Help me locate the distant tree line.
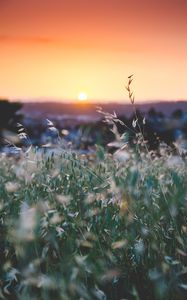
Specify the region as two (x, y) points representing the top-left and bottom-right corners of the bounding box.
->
(0, 99), (22, 143)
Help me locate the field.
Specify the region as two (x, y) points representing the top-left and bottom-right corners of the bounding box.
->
(1, 122), (187, 300)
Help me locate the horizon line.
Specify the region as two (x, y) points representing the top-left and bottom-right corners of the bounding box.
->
(1, 97), (187, 104)
(7, 99), (187, 105)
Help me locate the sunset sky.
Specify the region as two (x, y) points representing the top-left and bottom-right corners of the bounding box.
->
(0, 0), (187, 102)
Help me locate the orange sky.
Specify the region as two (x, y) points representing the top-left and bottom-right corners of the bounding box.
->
(0, 0), (187, 102)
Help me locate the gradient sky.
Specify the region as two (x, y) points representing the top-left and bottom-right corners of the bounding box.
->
(0, 0), (187, 102)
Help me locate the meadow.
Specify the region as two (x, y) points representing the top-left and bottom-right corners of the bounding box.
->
(1, 80), (187, 300)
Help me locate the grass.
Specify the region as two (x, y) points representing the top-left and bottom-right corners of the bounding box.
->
(0, 141), (187, 300)
(0, 78), (187, 300)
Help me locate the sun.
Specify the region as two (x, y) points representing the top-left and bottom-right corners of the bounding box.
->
(78, 92), (88, 102)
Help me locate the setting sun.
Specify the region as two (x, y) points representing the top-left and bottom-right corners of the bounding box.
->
(78, 92), (88, 102)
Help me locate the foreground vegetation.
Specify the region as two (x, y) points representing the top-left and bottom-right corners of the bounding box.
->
(0, 136), (187, 300)
(1, 78), (187, 300)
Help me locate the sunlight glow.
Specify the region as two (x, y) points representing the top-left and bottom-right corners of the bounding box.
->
(78, 92), (88, 101)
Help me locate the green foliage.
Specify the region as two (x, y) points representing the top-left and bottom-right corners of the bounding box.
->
(0, 143), (187, 300)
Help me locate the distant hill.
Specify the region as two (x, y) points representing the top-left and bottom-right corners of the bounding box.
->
(21, 101), (187, 119)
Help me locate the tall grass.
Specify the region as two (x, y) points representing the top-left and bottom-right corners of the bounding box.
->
(0, 78), (187, 300)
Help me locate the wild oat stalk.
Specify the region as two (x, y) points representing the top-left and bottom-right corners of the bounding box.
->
(126, 74), (135, 105)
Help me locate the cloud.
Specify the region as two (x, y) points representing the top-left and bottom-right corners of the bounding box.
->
(0, 35), (53, 44)
(0, 34), (144, 56)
